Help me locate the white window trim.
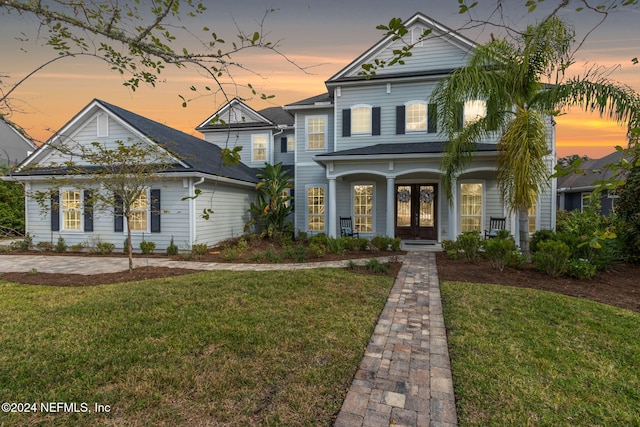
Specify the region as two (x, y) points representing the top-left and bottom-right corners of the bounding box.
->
(351, 104), (372, 136)
(458, 181), (486, 233)
(305, 115), (328, 151)
(125, 188), (151, 234)
(580, 192), (591, 211)
(251, 133), (268, 163)
(60, 188), (84, 232)
(404, 100), (428, 133)
(306, 184), (327, 233)
(352, 182), (375, 235)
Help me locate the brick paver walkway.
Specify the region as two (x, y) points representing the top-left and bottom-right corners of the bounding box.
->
(0, 250), (456, 426)
(334, 252), (457, 427)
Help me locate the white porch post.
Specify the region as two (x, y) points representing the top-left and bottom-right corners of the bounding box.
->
(448, 177), (458, 240)
(328, 178), (337, 238)
(386, 177), (395, 237)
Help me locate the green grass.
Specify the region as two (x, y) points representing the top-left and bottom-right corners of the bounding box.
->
(0, 269), (394, 426)
(441, 281), (640, 426)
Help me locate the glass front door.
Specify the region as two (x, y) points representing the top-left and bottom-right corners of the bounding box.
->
(395, 184), (437, 240)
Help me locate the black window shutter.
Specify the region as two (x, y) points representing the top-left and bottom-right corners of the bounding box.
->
(342, 109), (351, 137)
(372, 107), (381, 136)
(150, 189), (161, 233)
(84, 190), (94, 232)
(280, 137), (287, 153)
(290, 188), (294, 212)
(396, 105), (405, 135)
(114, 194), (123, 232)
(428, 103), (438, 133)
(51, 193), (60, 231)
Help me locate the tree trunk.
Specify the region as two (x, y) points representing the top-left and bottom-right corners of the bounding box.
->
(126, 213), (133, 273)
(518, 205), (531, 260)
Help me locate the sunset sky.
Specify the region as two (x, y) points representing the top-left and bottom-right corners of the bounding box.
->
(1, 0), (638, 159)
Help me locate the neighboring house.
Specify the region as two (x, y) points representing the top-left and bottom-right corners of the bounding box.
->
(12, 99), (259, 251)
(557, 151), (628, 216)
(277, 12), (554, 241)
(0, 117), (37, 168)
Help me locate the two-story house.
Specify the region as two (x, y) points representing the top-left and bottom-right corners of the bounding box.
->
(13, 12), (556, 250)
(284, 12), (554, 242)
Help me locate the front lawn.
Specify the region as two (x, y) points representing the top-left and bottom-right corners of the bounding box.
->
(442, 281), (640, 426)
(0, 269), (394, 426)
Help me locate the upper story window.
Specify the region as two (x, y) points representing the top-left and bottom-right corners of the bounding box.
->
(464, 100), (487, 126)
(252, 134), (267, 162)
(306, 116), (326, 150)
(406, 102), (427, 132)
(62, 190), (82, 230)
(351, 105), (372, 135)
(397, 102), (437, 134)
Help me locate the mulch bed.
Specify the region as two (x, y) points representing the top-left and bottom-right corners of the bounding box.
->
(435, 252), (640, 313)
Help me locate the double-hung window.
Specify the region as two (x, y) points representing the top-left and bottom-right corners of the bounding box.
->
(307, 186), (325, 231)
(351, 105), (372, 135)
(252, 134), (267, 162)
(306, 116), (326, 150)
(61, 190), (82, 231)
(129, 191), (148, 232)
(353, 184), (374, 233)
(460, 183), (483, 232)
(405, 102), (427, 132)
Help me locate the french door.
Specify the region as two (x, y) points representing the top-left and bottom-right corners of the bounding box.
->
(395, 184), (437, 240)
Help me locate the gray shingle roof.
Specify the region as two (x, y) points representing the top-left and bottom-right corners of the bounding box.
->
(557, 151), (628, 191)
(96, 100), (260, 183)
(15, 99), (260, 184)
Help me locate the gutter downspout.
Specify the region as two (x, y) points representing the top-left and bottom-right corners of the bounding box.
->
(189, 177), (205, 247)
(272, 127), (284, 165)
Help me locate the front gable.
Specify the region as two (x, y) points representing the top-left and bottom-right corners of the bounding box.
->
(328, 13), (476, 82)
(21, 100), (183, 171)
(196, 98), (276, 131)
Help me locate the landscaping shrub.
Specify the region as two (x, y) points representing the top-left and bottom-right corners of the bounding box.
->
(54, 236), (67, 253)
(70, 243), (86, 252)
(365, 258), (391, 273)
(140, 241), (156, 254)
(371, 236), (402, 251)
(166, 236), (179, 255)
(306, 243), (326, 258)
(308, 233), (330, 247)
(19, 233), (33, 251)
(327, 237), (344, 254)
(483, 232), (517, 272)
(530, 229), (556, 253)
(96, 242), (115, 255)
(456, 231), (483, 263)
(293, 244), (306, 262)
(123, 237), (129, 253)
(566, 258), (597, 279)
(192, 243), (208, 256)
(441, 239), (457, 252)
(36, 241), (53, 251)
(532, 240), (571, 277)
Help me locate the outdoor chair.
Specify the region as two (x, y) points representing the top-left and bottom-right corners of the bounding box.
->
(484, 217), (506, 239)
(340, 217), (359, 238)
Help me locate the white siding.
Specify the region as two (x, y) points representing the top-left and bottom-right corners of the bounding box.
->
(194, 180), (257, 246)
(25, 179), (190, 251)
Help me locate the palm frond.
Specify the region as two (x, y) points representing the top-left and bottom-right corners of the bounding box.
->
(497, 108), (550, 212)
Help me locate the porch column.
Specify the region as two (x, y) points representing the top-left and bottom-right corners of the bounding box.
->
(448, 177), (458, 240)
(386, 177), (395, 237)
(328, 178), (337, 238)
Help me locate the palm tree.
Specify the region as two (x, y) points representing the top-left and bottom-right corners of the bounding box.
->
(431, 16), (639, 257)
